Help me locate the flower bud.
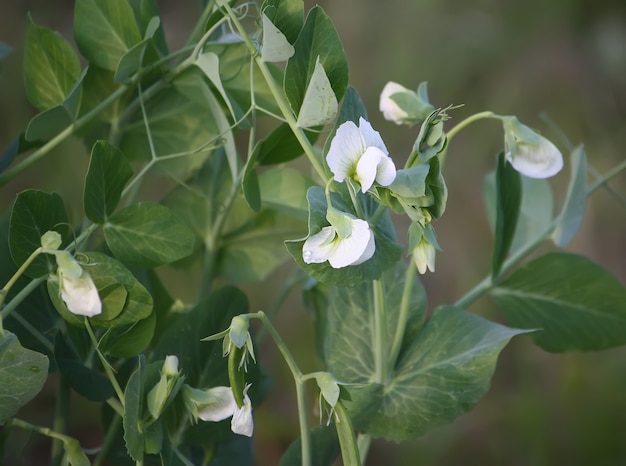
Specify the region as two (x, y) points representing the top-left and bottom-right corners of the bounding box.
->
(379, 81), (435, 125)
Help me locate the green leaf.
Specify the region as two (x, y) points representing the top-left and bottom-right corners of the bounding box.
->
(492, 252), (626, 352)
(84, 140), (133, 223)
(78, 66), (122, 122)
(23, 15), (81, 111)
(0, 331), (49, 424)
(128, 0), (168, 56)
(326, 298), (525, 441)
(152, 286), (249, 388)
(284, 6), (348, 116)
(484, 172), (553, 254)
(491, 152), (522, 278)
(242, 162), (261, 213)
(123, 356), (145, 461)
(195, 52), (237, 119)
(261, 13), (295, 62)
(54, 334), (115, 402)
(296, 57), (338, 128)
(552, 145), (587, 247)
(74, 0), (142, 71)
(256, 123), (318, 166)
(48, 252), (153, 328)
(286, 186), (402, 287)
(259, 167), (315, 221)
(8, 190), (69, 278)
(101, 313), (156, 358)
(262, 0), (304, 44)
(114, 17), (160, 82)
(104, 203), (195, 267)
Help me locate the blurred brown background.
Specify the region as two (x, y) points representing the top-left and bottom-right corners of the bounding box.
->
(1, 1), (625, 465)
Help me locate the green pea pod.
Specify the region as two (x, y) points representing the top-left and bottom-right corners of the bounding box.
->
(228, 345), (246, 408)
(334, 400), (360, 466)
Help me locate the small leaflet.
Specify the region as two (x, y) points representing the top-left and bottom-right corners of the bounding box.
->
(296, 57), (338, 128)
(261, 13), (295, 63)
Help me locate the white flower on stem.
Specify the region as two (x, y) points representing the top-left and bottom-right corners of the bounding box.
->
(502, 116), (563, 178)
(326, 117), (396, 192)
(55, 251), (101, 317)
(185, 384), (254, 437)
(412, 238), (436, 274)
(379, 81), (435, 125)
(302, 207), (375, 268)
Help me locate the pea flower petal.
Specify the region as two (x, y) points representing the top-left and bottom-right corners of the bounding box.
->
(231, 393), (254, 437)
(326, 117), (396, 192)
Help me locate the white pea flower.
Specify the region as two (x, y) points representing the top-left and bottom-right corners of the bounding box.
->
(326, 117), (396, 192)
(185, 385), (254, 437)
(502, 116), (563, 178)
(55, 251), (101, 317)
(302, 207), (375, 268)
(412, 237), (436, 274)
(379, 81), (434, 125)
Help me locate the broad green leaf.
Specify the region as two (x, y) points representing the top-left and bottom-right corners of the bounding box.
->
(242, 162), (261, 212)
(48, 251), (153, 328)
(128, 0), (169, 56)
(484, 172), (553, 254)
(492, 252), (626, 352)
(78, 66), (122, 122)
(101, 312), (156, 358)
(259, 167), (315, 221)
(84, 140), (133, 223)
(261, 13), (295, 62)
(104, 203), (195, 267)
(53, 334), (115, 402)
(284, 6), (348, 115)
(8, 190), (69, 278)
(114, 17), (160, 82)
(286, 186), (402, 287)
(256, 123), (319, 166)
(262, 0), (304, 44)
(326, 299), (526, 441)
(23, 16), (81, 111)
(123, 356), (145, 461)
(491, 152), (522, 278)
(553, 145), (587, 247)
(296, 57), (338, 128)
(152, 286), (249, 388)
(119, 69), (222, 180)
(0, 331), (49, 424)
(74, 0), (142, 71)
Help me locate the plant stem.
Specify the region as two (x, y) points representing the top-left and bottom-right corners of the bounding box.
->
(0, 247), (43, 314)
(93, 413), (122, 466)
(372, 279), (387, 384)
(51, 376), (71, 466)
(445, 111), (498, 142)
(250, 311), (312, 466)
(388, 260), (417, 369)
(219, 1), (328, 183)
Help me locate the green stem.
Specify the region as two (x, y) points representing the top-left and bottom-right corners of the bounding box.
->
(219, 1), (328, 183)
(93, 413), (122, 466)
(0, 85), (130, 187)
(84, 318), (126, 407)
(388, 260), (417, 369)
(445, 111), (498, 142)
(0, 247), (43, 314)
(372, 279), (387, 384)
(6, 312), (54, 352)
(0, 277), (45, 321)
(250, 311), (311, 466)
(51, 377), (71, 466)
(6, 417), (77, 444)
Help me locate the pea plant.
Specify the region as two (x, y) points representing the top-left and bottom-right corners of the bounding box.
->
(0, 0), (625, 465)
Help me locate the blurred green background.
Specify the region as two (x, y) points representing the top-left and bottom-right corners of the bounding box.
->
(1, 1), (625, 465)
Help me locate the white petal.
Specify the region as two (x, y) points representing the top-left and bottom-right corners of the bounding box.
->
(302, 226), (337, 264)
(61, 272), (102, 317)
(356, 147), (385, 192)
(379, 82), (410, 124)
(327, 219), (373, 268)
(357, 118), (388, 155)
(506, 137), (563, 179)
(198, 387), (237, 422)
(375, 154), (396, 186)
(231, 396), (254, 437)
(326, 121), (366, 182)
(349, 227), (375, 265)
